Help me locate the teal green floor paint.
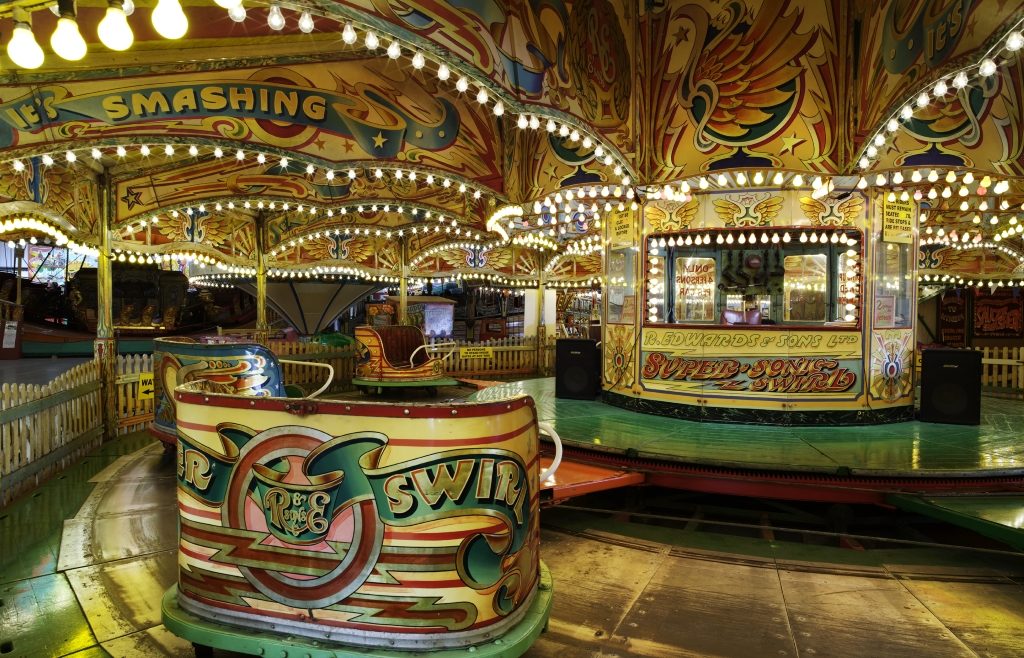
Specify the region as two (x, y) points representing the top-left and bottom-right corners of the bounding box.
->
(472, 378), (1024, 476)
(889, 495), (1024, 551)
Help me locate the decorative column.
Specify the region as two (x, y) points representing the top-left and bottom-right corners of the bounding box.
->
(398, 238), (409, 324)
(535, 253), (547, 374)
(254, 215), (269, 345)
(95, 174), (118, 440)
(13, 245), (23, 320)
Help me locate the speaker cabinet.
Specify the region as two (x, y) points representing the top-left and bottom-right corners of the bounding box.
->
(919, 349), (982, 425)
(555, 339), (600, 400)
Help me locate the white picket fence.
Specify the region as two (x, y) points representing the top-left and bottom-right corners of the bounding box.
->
(427, 336), (556, 377)
(1, 334), (558, 504)
(0, 361), (102, 505)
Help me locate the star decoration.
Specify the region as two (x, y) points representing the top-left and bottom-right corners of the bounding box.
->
(342, 140), (355, 153)
(673, 25), (691, 42)
(313, 138), (326, 151)
(780, 134), (804, 155)
(120, 187), (143, 210)
(372, 132), (387, 149)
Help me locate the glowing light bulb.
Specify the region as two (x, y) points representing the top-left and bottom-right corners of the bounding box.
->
(214, 0), (241, 8)
(456, 76), (469, 93)
(437, 63), (450, 81)
(341, 23), (356, 44)
(952, 71), (969, 89)
(51, 10), (87, 61)
(7, 21), (44, 69)
(228, 4), (246, 22)
(412, 51), (425, 69)
(979, 58), (997, 77)
(152, 0), (188, 39)
(387, 41), (401, 59)
(298, 11), (314, 34)
(364, 31), (379, 49)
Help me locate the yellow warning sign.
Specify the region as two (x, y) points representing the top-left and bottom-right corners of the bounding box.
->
(138, 372), (154, 400)
(459, 347), (494, 359)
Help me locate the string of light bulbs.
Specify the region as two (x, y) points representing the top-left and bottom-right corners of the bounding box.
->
(856, 21), (1024, 171)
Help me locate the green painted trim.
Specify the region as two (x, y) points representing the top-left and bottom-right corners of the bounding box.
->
(352, 377), (462, 388)
(887, 494), (1024, 551)
(0, 425), (103, 498)
(602, 389), (916, 426)
(162, 561), (553, 657)
(0, 380), (100, 424)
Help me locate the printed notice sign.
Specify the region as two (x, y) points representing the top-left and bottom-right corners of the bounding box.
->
(2, 321), (17, 349)
(882, 198), (914, 244)
(459, 347), (494, 359)
(610, 212), (632, 245)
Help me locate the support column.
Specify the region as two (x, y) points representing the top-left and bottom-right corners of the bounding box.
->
(535, 254), (547, 374)
(254, 215), (269, 345)
(95, 174), (118, 441)
(14, 245), (24, 320)
(398, 239), (409, 324)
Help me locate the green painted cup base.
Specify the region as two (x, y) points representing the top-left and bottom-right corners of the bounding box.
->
(162, 561), (553, 657)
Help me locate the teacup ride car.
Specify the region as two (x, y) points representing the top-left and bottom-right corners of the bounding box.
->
(161, 376), (561, 658)
(352, 324), (459, 395)
(151, 336), (333, 451)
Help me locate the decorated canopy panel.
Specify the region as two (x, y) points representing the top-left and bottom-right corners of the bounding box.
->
(855, 0), (1024, 153)
(866, 54), (1024, 175)
(0, 57), (503, 188)
(271, 233), (401, 272)
(330, 0), (638, 155)
(640, 0), (846, 180)
(114, 157), (490, 230)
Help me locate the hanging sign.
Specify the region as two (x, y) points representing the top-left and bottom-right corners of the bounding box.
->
(882, 198), (914, 244)
(460, 346), (494, 359)
(973, 287), (1023, 338)
(138, 372), (155, 400)
(610, 212), (633, 245)
(938, 290), (967, 347)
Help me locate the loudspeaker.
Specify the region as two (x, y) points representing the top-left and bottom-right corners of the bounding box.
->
(919, 349), (982, 425)
(556, 339), (600, 400)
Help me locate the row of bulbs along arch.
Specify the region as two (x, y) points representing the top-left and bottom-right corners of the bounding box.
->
(7, 1), (633, 188)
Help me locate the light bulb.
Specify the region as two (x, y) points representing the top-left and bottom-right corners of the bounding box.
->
(7, 22), (44, 69)
(152, 0), (188, 39)
(214, 0), (241, 8)
(979, 58), (997, 76)
(228, 4), (246, 22)
(122, 0), (134, 15)
(387, 41), (401, 59)
(52, 16), (87, 61)
(364, 30), (379, 49)
(437, 63), (450, 80)
(298, 11), (314, 33)
(341, 23), (356, 44)
(267, 4), (285, 31)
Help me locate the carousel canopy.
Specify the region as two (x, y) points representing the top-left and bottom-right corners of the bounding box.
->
(0, 1), (1021, 289)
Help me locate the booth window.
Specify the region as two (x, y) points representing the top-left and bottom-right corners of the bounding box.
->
(873, 241), (913, 328)
(647, 228), (862, 327)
